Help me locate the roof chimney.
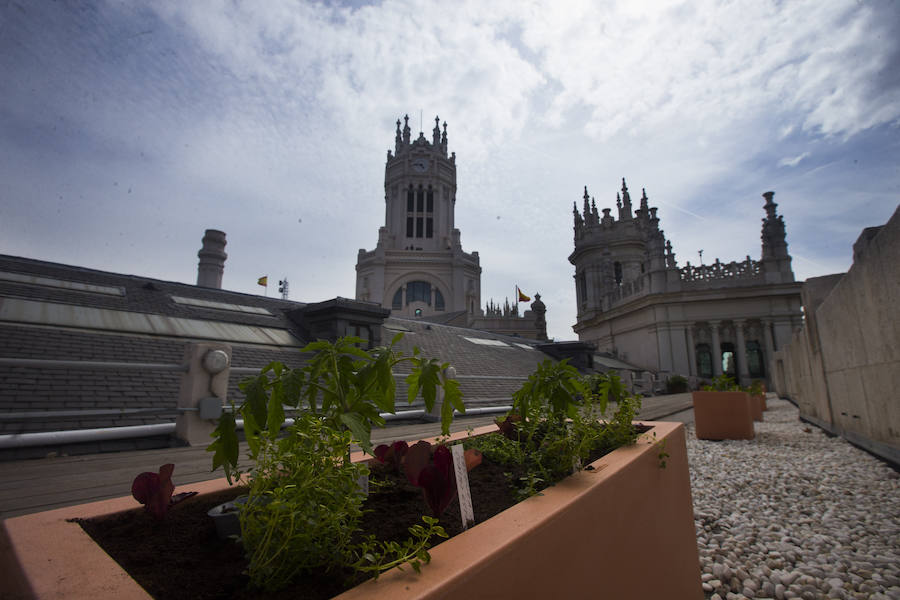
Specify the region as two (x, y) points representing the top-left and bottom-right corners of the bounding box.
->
(197, 229), (227, 288)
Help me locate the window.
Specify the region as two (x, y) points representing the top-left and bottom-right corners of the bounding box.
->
(579, 271), (587, 304)
(405, 183), (434, 239)
(346, 324), (371, 348)
(614, 261), (623, 285)
(697, 344), (713, 378)
(721, 342), (736, 377)
(406, 281), (431, 305)
(434, 288), (444, 311)
(746, 341), (765, 378)
(392, 288), (402, 310)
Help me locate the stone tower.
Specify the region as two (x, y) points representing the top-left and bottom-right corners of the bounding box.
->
(356, 115), (482, 318)
(568, 180), (802, 387)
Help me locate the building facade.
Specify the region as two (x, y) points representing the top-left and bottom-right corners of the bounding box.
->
(569, 180), (802, 387)
(356, 115), (482, 320)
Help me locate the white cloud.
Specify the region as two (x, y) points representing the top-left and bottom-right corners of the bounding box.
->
(778, 152), (810, 168)
(3, 0), (899, 342)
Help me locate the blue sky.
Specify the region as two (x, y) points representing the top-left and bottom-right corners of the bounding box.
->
(1, 0), (898, 341)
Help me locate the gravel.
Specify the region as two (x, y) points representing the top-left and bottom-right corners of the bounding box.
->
(686, 398), (900, 600)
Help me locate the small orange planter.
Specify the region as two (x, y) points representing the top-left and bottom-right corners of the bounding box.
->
(751, 395), (766, 420)
(1, 422), (702, 600)
(692, 391), (756, 440)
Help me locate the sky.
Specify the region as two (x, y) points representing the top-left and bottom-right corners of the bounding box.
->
(1, 0), (898, 341)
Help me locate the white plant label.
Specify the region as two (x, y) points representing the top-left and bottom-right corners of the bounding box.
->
(451, 444), (475, 530)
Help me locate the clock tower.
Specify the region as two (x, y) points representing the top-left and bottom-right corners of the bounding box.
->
(356, 115), (482, 319)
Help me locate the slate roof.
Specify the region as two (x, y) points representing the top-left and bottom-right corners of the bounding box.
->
(0, 255), (558, 458)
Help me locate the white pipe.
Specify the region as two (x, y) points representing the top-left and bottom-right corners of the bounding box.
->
(0, 423), (176, 449)
(0, 357), (187, 372)
(0, 407), (513, 450)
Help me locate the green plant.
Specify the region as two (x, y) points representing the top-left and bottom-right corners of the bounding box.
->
(467, 366), (643, 500)
(747, 379), (764, 397)
(665, 374), (689, 394)
(240, 414), (368, 590)
(209, 334), (464, 483)
(701, 374), (741, 392)
(656, 437), (670, 469)
(239, 413), (449, 591)
(353, 516), (448, 578)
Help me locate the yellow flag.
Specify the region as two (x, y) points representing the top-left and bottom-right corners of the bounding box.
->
(257, 276), (268, 287)
(517, 286), (531, 302)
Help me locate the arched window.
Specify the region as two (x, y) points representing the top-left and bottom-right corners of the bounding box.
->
(696, 343), (713, 378)
(391, 288), (402, 310)
(434, 288), (445, 311)
(405, 184), (434, 239)
(406, 281), (431, 305)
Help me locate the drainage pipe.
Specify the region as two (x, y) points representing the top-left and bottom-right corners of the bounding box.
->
(0, 358), (188, 372)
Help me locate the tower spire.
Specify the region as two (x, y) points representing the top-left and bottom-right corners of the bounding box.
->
(395, 119), (402, 153)
(441, 121), (448, 155)
(402, 114), (411, 144)
(583, 186), (591, 219)
(432, 115), (441, 146)
(621, 178), (633, 219)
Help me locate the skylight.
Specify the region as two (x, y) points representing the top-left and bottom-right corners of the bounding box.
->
(0, 271), (124, 296)
(463, 337), (510, 347)
(171, 296), (273, 315)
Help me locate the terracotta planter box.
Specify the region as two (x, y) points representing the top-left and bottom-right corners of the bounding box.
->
(1, 421), (702, 600)
(692, 391), (756, 440)
(752, 394), (766, 419)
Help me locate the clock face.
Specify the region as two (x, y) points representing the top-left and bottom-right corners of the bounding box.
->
(411, 158), (429, 173)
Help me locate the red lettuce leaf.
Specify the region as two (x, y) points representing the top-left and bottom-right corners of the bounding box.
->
(130, 463), (178, 520)
(418, 445), (457, 517)
(404, 440), (432, 486)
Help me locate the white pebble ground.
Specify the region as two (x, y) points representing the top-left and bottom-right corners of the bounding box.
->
(686, 398), (900, 600)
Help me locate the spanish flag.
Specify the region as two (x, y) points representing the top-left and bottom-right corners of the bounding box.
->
(257, 276), (268, 287)
(516, 286), (531, 302)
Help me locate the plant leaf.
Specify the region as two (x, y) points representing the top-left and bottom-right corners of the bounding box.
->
(339, 411), (372, 452)
(266, 379), (285, 440)
(207, 411), (239, 483)
(403, 440), (432, 486)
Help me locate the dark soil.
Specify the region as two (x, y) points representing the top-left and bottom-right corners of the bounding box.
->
(77, 457), (519, 600)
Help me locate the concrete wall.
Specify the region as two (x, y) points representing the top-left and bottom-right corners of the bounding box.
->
(778, 206), (900, 464)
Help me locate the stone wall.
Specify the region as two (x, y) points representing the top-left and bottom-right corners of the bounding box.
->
(775, 206), (900, 464)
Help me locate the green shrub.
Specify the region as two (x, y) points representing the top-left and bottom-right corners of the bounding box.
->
(701, 374), (741, 392)
(467, 364), (643, 500)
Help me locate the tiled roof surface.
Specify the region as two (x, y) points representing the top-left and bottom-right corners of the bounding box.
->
(0, 255), (305, 331)
(0, 255), (554, 448)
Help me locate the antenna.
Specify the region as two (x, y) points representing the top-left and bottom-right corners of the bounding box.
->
(419, 109), (423, 133)
(278, 278), (289, 300)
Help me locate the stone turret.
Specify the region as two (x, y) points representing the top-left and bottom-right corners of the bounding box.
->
(197, 229), (227, 289)
(760, 191), (795, 283)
